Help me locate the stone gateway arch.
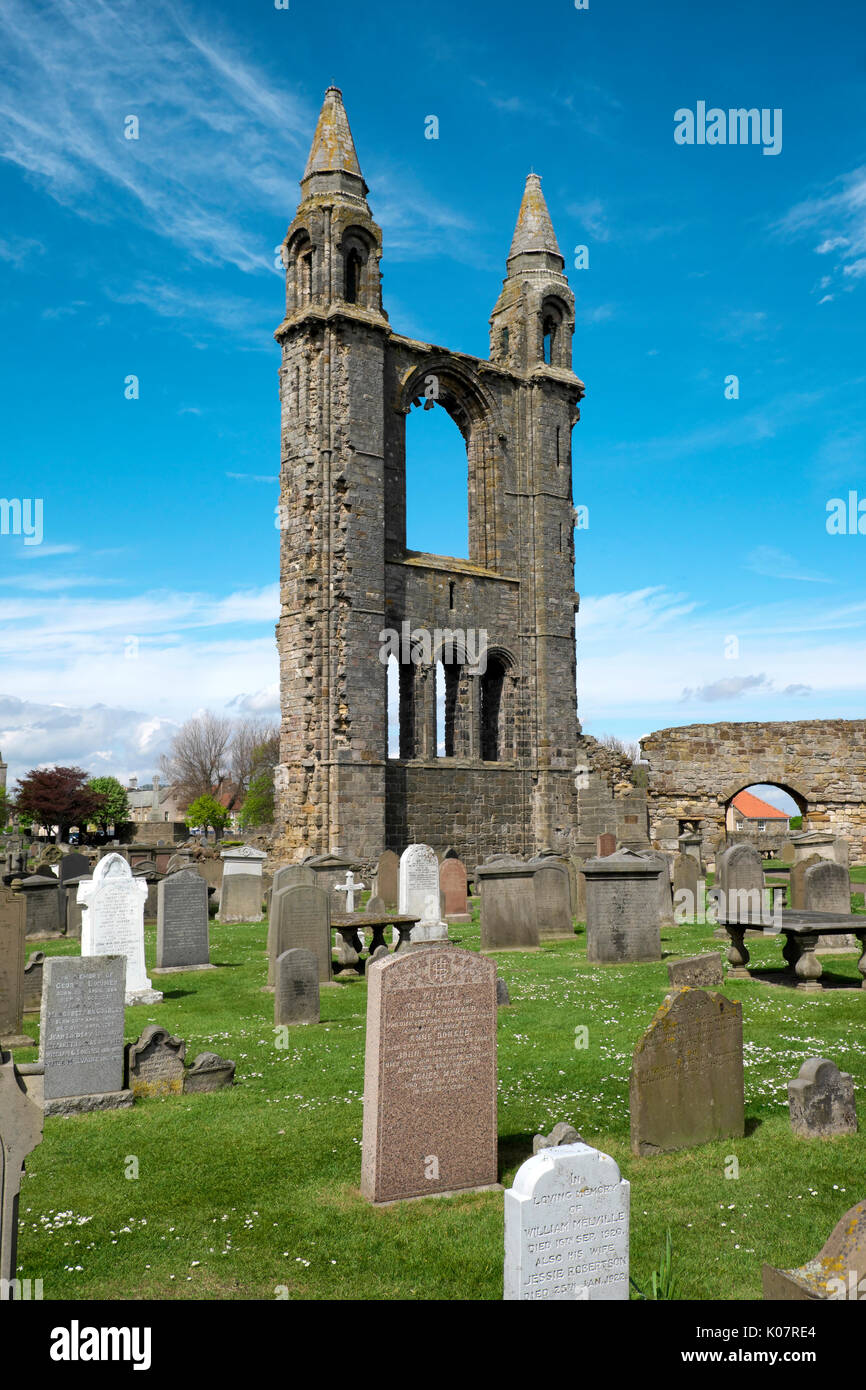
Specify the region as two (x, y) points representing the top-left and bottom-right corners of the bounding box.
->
(641, 720), (866, 859)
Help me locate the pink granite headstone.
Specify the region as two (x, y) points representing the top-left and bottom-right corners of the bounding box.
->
(440, 858), (470, 921)
(361, 947), (498, 1203)
(596, 834), (616, 858)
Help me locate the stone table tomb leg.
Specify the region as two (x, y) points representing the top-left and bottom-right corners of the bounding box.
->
(726, 926), (751, 979)
(794, 933), (823, 992)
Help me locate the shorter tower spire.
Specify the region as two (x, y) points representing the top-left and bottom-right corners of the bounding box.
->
(507, 174), (564, 271)
(489, 172), (574, 372)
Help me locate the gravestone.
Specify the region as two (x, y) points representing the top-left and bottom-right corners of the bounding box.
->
(440, 857), (470, 923)
(22, 951), (45, 1014)
(582, 851), (662, 964)
(476, 858), (538, 950)
(0, 1051), (43, 1297)
(780, 840), (798, 864)
(528, 858), (573, 941)
(804, 860), (850, 915)
(667, 953), (723, 989)
(762, 1201), (866, 1300)
(155, 869), (212, 972)
(361, 947), (498, 1203)
(58, 852), (90, 885)
(217, 845), (267, 923)
(596, 833), (616, 858)
(504, 1142), (630, 1301)
(125, 1027), (186, 1098)
(376, 850), (400, 910)
(272, 863), (317, 896)
(496, 977), (510, 1006)
(789, 854), (822, 911)
(18, 875), (62, 939)
(678, 831), (703, 868)
(398, 844), (449, 944)
(717, 843), (765, 924)
(569, 854), (586, 921)
(630, 988), (744, 1156)
(267, 884), (332, 986)
(365, 894), (387, 915)
(0, 886), (30, 1048)
(275, 948), (320, 1026)
(62, 876), (87, 939)
(788, 1058), (857, 1138)
(183, 1052), (235, 1093)
(304, 851), (357, 914)
(641, 851), (675, 927)
(672, 852), (700, 918)
(79, 852), (161, 1006)
(40, 955), (131, 1113)
(532, 1121), (583, 1153)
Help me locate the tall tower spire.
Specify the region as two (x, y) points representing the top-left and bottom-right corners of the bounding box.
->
(489, 172), (575, 372)
(301, 85), (368, 201)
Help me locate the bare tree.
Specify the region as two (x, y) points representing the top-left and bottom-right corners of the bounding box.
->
(598, 733), (641, 765)
(230, 719), (280, 796)
(160, 712), (234, 805)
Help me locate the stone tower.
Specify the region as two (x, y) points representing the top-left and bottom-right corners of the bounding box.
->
(274, 88), (584, 863)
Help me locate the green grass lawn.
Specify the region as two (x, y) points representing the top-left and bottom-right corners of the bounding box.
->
(13, 903), (866, 1301)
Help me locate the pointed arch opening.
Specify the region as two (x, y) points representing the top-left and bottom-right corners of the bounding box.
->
(405, 401), (469, 558)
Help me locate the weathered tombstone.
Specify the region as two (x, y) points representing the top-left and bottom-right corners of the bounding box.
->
(272, 863), (317, 896)
(528, 858), (573, 940)
(804, 860), (850, 915)
(789, 853), (822, 911)
(40, 955), (132, 1113)
(641, 850), (675, 926)
(532, 1121), (582, 1153)
(0, 1051), (43, 1298)
(369, 944), (389, 963)
(678, 831), (703, 868)
(0, 887), (30, 1048)
(569, 854), (586, 920)
(630, 988), (744, 1156)
(762, 1201), (866, 1300)
(376, 850), (400, 910)
(365, 893), (387, 915)
(779, 840), (798, 864)
(22, 951), (45, 1014)
(183, 1052), (235, 1093)
(596, 833), (616, 858)
(155, 869), (212, 972)
(496, 976), (510, 1006)
(79, 852), (161, 1006)
(217, 845), (267, 923)
(476, 858), (539, 950)
(17, 875), (62, 939)
(672, 852), (700, 918)
(58, 852), (90, 885)
(504, 1142), (629, 1301)
(582, 850), (662, 964)
(361, 947), (498, 1203)
(304, 851), (358, 914)
(398, 844), (449, 944)
(667, 953), (723, 989)
(62, 875), (87, 940)
(717, 843), (765, 924)
(788, 1058), (857, 1138)
(275, 948), (320, 1026)
(268, 884), (332, 987)
(125, 1027), (186, 1098)
(791, 832), (837, 866)
(131, 860), (162, 922)
(440, 857), (470, 922)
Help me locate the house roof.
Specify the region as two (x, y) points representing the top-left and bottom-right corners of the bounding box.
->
(732, 790), (790, 821)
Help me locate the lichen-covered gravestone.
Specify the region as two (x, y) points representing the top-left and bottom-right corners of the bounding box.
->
(0, 1051), (43, 1299)
(762, 1201), (866, 1299)
(155, 869), (213, 972)
(629, 987), (744, 1156)
(788, 1058), (857, 1138)
(361, 947), (497, 1203)
(504, 1142), (629, 1300)
(78, 852), (161, 1006)
(40, 955), (132, 1114)
(275, 948), (320, 1026)
(125, 1027), (186, 1098)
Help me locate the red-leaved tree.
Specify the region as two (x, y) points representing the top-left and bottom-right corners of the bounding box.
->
(15, 766), (103, 843)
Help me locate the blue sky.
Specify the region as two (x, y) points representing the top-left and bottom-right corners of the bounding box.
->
(0, 0), (864, 794)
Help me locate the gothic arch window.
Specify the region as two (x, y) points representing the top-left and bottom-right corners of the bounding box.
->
(340, 227), (374, 308)
(292, 235), (313, 308)
(345, 249), (363, 304)
(540, 298), (568, 368)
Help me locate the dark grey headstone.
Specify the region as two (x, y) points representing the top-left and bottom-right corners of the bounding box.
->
(156, 870), (210, 969)
(0, 887), (26, 1041)
(40, 955), (126, 1101)
(268, 884), (331, 986)
(275, 949), (320, 1026)
(58, 852), (90, 885)
(496, 976), (510, 1006)
(272, 864), (317, 895)
(788, 1058), (857, 1138)
(583, 850), (662, 963)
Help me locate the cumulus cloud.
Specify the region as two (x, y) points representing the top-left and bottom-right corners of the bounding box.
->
(680, 674), (771, 703)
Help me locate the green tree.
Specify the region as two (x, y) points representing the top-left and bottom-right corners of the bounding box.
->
(238, 770), (275, 829)
(186, 793), (231, 839)
(789, 815), (803, 830)
(87, 776), (129, 833)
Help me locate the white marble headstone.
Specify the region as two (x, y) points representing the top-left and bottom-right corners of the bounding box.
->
(78, 853), (162, 1006)
(504, 1142), (630, 1301)
(397, 845), (448, 943)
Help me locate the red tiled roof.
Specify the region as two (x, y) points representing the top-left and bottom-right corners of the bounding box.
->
(732, 790), (789, 821)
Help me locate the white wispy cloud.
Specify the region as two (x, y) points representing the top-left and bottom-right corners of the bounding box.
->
(746, 546), (831, 584)
(775, 166), (866, 298)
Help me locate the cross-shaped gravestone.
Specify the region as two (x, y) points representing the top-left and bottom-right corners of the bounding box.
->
(0, 1051), (43, 1296)
(334, 870), (365, 915)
